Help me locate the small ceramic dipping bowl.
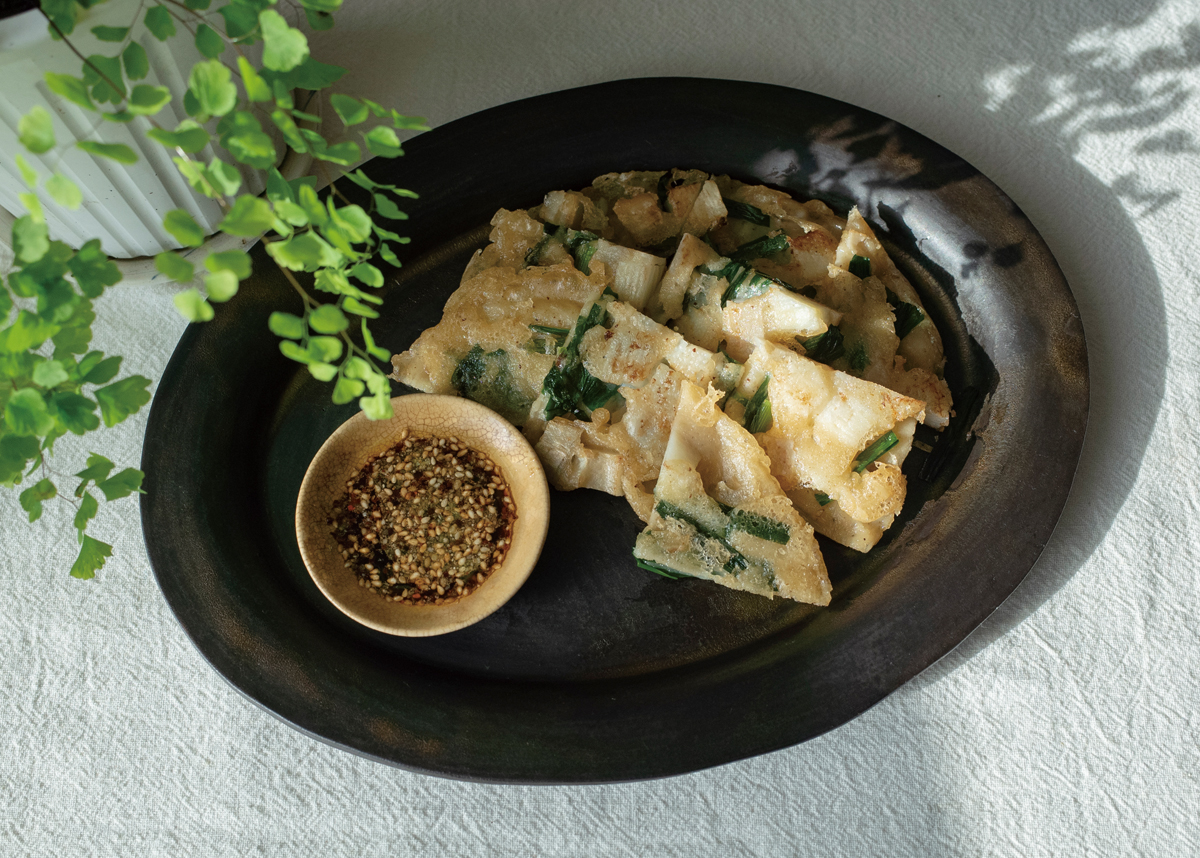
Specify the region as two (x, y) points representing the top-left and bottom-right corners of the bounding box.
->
(296, 394), (550, 636)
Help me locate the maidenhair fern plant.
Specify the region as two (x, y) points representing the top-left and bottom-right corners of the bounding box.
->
(2, 0), (422, 577)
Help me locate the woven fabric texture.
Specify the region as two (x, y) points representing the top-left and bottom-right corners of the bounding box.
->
(3, 1), (1198, 854)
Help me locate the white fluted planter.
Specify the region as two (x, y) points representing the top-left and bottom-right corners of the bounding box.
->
(0, 0), (285, 259)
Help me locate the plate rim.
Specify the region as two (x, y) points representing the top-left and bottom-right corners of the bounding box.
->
(141, 76), (1089, 783)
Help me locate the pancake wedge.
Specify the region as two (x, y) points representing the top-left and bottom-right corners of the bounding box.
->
(728, 340), (925, 551)
(634, 381), (831, 605)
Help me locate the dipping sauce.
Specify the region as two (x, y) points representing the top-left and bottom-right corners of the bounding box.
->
(330, 430), (517, 604)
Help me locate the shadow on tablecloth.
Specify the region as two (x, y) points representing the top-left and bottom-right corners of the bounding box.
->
(915, 1), (1184, 684)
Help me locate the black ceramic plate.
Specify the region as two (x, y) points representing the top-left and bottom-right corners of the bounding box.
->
(141, 78), (1087, 783)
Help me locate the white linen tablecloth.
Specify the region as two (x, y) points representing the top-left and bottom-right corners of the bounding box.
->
(3, 0), (1198, 854)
